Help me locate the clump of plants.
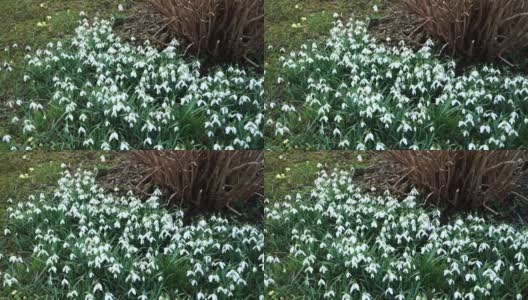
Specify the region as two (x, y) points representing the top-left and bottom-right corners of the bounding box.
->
(385, 151), (525, 213)
(1, 170), (264, 299)
(266, 169), (528, 298)
(2, 18), (264, 150)
(266, 18), (528, 150)
(398, 0), (528, 64)
(149, 0), (264, 65)
(132, 150), (263, 214)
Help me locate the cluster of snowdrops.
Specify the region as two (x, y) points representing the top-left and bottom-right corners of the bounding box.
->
(265, 169), (528, 299)
(1, 18), (263, 150)
(1, 170), (264, 299)
(266, 18), (528, 150)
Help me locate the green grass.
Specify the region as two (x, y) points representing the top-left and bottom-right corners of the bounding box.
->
(0, 151), (117, 296)
(0, 151), (117, 298)
(0, 0), (133, 150)
(1, 1), (264, 151)
(0, 0), (131, 60)
(264, 151), (372, 298)
(264, 0), (383, 147)
(264, 150), (371, 203)
(0, 151), (117, 225)
(265, 0), (357, 99)
(265, 167), (528, 298)
(1, 167), (263, 299)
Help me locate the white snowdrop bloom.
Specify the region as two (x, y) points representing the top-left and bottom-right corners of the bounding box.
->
(266, 168), (528, 298)
(109, 132), (119, 142)
(93, 282), (103, 293)
(364, 133), (374, 143)
(318, 278), (326, 286)
(8, 19), (262, 150)
(3, 169), (263, 298)
(66, 291), (79, 298)
(266, 18), (528, 149)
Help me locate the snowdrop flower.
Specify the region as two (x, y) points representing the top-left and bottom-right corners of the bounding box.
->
(266, 18), (528, 150)
(266, 168), (528, 298)
(3, 169), (263, 298)
(9, 19), (263, 150)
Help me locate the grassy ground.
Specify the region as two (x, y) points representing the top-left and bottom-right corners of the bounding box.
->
(0, 151), (118, 225)
(0, 0), (135, 151)
(0, 151), (118, 298)
(264, 150), (372, 203)
(264, 0), (383, 148)
(264, 150), (373, 298)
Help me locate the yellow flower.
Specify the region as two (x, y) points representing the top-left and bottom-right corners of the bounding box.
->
(275, 173), (286, 180)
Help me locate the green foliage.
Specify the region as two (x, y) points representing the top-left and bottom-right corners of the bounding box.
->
(2, 19), (263, 150)
(264, 150), (368, 203)
(266, 18), (528, 150)
(1, 170), (264, 299)
(0, 0), (132, 146)
(266, 169), (528, 298)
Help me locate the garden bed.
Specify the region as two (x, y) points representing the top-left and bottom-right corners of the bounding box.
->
(0, 1), (264, 150)
(265, 167), (528, 298)
(0, 151), (264, 299)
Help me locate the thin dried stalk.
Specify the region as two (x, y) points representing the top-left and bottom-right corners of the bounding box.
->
(385, 151), (525, 212)
(148, 0), (264, 64)
(132, 150), (263, 212)
(398, 0), (528, 62)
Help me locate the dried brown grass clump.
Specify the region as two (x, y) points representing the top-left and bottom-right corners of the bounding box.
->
(397, 0), (528, 64)
(132, 151), (263, 214)
(385, 151), (525, 213)
(148, 0), (264, 65)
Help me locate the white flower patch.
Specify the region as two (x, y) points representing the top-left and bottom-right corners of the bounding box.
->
(1, 170), (263, 298)
(266, 18), (528, 149)
(266, 169), (528, 298)
(5, 18), (263, 150)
